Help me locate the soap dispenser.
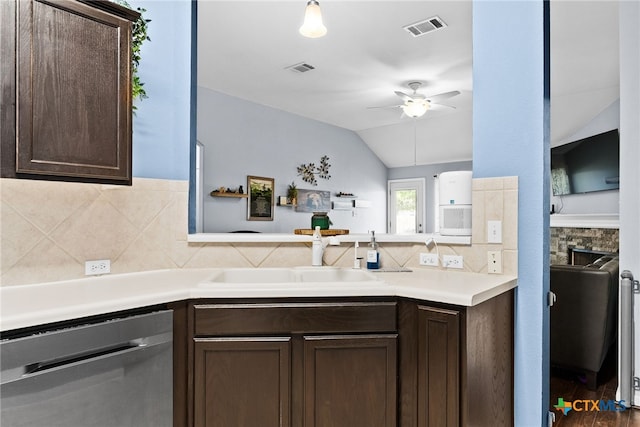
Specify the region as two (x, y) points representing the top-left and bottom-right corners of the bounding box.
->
(366, 230), (380, 269)
(312, 226), (323, 266)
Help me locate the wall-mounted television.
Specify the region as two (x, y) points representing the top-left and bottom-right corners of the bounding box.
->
(551, 129), (620, 196)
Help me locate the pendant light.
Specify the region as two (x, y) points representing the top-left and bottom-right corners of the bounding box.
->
(299, 0), (327, 38)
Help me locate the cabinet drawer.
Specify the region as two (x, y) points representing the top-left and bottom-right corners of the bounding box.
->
(193, 301), (397, 336)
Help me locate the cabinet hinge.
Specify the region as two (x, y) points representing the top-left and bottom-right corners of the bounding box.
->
(633, 377), (640, 391)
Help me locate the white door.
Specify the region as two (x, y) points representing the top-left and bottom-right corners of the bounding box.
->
(388, 178), (425, 234)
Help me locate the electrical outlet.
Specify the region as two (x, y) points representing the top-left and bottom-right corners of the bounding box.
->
(487, 251), (503, 274)
(85, 259), (111, 276)
(442, 255), (463, 269)
(419, 253), (439, 267)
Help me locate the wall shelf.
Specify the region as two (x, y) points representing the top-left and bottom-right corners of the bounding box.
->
(549, 213), (619, 229)
(210, 191), (248, 198)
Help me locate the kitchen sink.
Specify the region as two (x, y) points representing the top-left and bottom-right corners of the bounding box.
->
(200, 267), (382, 287)
(205, 268), (297, 284)
(294, 267), (379, 282)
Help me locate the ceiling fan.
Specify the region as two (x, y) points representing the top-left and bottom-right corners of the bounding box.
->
(370, 82), (460, 118)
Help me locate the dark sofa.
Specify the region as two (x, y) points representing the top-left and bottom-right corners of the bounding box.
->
(550, 254), (619, 390)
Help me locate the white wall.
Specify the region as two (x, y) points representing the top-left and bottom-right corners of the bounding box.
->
(550, 100), (620, 214)
(197, 88), (388, 233)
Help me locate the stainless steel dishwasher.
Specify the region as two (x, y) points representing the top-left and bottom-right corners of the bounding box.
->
(1, 309), (173, 427)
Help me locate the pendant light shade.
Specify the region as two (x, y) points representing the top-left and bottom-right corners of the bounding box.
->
(299, 0), (327, 38)
(401, 99), (430, 118)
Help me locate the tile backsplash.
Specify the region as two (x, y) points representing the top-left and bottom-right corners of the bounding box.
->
(1, 176), (518, 286)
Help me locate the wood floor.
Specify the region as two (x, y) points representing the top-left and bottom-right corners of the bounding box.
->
(549, 350), (640, 426)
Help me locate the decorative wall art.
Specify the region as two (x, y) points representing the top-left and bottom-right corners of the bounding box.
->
(297, 155), (331, 186)
(296, 189), (331, 213)
(247, 176), (274, 221)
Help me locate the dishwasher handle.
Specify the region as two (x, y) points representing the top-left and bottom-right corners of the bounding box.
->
(1, 331), (172, 386)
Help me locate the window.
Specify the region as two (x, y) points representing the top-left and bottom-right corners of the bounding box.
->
(388, 178), (425, 234)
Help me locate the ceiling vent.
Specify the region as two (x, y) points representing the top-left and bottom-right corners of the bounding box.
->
(286, 62), (316, 73)
(403, 16), (447, 37)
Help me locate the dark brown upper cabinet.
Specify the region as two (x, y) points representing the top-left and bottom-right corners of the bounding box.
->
(1, 0), (139, 184)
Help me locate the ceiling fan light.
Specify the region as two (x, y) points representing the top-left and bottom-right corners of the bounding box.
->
(402, 100), (429, 118)
(299, 0), (327, 38)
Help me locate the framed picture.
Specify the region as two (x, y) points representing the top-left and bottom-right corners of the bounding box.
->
(296, 189), (331, 213)
(247, 176), (274, 221)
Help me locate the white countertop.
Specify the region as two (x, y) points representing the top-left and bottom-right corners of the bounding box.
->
(0, 268), (517, 332)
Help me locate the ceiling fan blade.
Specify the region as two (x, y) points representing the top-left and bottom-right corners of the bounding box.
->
(367, 104), (403, 110)
(426, 90), (461, 103)
(429, 102), (456, 110)
(394, 91), (413, 102)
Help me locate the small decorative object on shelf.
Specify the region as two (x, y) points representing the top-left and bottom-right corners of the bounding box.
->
(287, 181), (298, 205)
(297, 155), (331, 186)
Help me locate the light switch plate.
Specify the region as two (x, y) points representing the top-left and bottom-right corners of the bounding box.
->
(487, 220), (502, 244)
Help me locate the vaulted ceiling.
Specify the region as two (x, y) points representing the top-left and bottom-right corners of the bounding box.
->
(198, 1), (619, 168)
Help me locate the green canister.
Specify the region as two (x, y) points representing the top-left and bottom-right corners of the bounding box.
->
(311, 212), (331, 230)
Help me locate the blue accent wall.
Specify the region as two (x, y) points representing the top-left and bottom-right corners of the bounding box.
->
(473, 1), (550, 425)
(130, 0), (192, 181)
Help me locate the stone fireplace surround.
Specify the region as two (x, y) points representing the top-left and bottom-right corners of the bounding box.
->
(550, 226), (619, 265)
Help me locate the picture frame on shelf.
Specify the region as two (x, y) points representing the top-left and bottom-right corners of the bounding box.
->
(295, 189), (330, 213)
(247, 176), (274, 221)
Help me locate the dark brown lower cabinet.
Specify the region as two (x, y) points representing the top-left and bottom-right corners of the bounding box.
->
(189, 300), (398, 427)
(399, 290), (514, 427)
(184, 294), (513, 427)
(303, 335), (397, 427)
(417, 306), (460, 427)
(193, 338), (291, 427)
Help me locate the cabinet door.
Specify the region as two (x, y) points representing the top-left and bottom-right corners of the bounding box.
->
(193, 337), (291, 427)
(303, 334), (397, 427)
(15, 0), (133, 183)
(417, 306), (460, 427)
